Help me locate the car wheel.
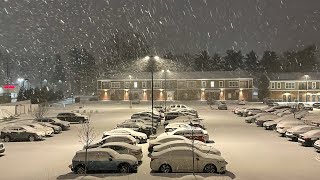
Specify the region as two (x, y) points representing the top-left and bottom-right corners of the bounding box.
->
(203, 164), (217, 173)
(75, 165), (86, 174)
(136, 138), (140, 144)
(118, 163), (130, 173)
(4, 136), (10, 142)
(29, 135), (35, 142)
(79, 119), (84, 124)
(159, 164), (172, 173)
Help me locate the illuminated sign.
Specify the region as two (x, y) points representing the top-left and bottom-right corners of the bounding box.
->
(3, 85), (16, 89)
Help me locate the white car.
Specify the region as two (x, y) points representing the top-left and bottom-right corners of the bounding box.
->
(285, 125), (320, 141)
(103, 128), (148, 144)
(298, 129), (320, 146)
(0, 143), (5, 154)
(276, 121), (305, 136)
(164, 123), (192, 132)
(314, 140), (320, 151)
(99, 142), (143, 161)
(157, 127), (209, 142)
(152, 140), (221, 156)
(86, 135), (137, 149)
(238, 100), (246, 105)
(148, 135), (190, 152)
(23, 123), (54, 137)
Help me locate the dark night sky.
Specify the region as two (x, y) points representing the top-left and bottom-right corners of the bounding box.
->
(0, 0), (320, 61)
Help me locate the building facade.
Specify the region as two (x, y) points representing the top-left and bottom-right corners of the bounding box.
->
(268, 72), (320, 102)
(97, 71), (253, 101)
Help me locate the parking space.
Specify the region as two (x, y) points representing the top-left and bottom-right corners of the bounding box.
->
(0, 102), (319, 180)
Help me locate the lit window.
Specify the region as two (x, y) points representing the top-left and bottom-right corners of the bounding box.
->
(285, 82), (295, 89)
(271, 82), (275, 89)
(142, 81), (147, 88)
(201, 81), (206, 88)
(134, 82), (138, 88)
(277, 82), (281, 89)
(210, 81), (214, 87)
(312, 82), (316, 89)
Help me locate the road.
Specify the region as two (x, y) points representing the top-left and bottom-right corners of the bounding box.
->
(0, 102), (319, 180)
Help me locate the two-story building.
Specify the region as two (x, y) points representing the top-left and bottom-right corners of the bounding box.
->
(268, 72), (320, 102)
(97, 70), (253, 101)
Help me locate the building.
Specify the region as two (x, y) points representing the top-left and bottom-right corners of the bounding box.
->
(97, 70), (253, 101)
(268, 72), (320, 102)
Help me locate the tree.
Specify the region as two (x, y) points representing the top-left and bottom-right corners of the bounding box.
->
(222, 49), (244, 71)
(244, 51), (259, 73)
(259, 51), (281, 73)
(211, 53), (223, 71)
(32, 105), (49, 119)
(78, 120), (96, 175)
(258, 74), (270, 101)
(194, 50), (211, 71)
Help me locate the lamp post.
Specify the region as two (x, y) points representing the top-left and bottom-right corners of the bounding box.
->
(304, 75), (309, 103)
(129, 75), (132, 109)
(162, 69), (169, 111)
(145, 55), (159, 135)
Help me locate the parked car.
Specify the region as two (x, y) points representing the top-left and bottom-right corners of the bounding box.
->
(169, 104), (189, 110)
(98, 142), (143, 162)
(157, 127), (209, 142)
(149, 147), (227, 173)
(163, 115), (205, 127)
(132, 98), (140, 104)
(242, 108), (263, 117)
(86, 135), (137, 149)
(238, 100), (246, 105)
(164, 111), (191, 121)
(148, 135), (191, 152)
(312, 103), (320, 109)
(276, 121), (305, 136)
(70, 148), (138, 174)
(131, 112), (161, 122)
(285, 125), (320, 141)
(0, 143), (5, 154)
(313, 140), (320, 151)
(57, 113), (89, 123)
(263, 114), (296, 130)
(103, 128), (148, 144)
(34, 122), (62, 134)
(123, 118), (157, 127)
(245, 113), (266, 123)
(116, 122), (156, 137)
(0, 125), (45, 142)
(35, 117), (70, 130)
(298, 129), (320, 146)
(164, 123), (192, 132)
(255, 114), (280, 127)
(303, 104), (313, 111)
(23, 123), (54, 137)
(152, 140), (221, 155)
(217, 101), (227, 110)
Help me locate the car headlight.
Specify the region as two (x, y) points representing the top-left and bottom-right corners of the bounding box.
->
(217, 160), (227, 164)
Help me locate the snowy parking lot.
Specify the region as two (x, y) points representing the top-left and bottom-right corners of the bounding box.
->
(0, 101), (320, 180)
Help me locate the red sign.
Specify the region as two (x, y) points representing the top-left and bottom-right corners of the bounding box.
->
(3, 85), (16, 89)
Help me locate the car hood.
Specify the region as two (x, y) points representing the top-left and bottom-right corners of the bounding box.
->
(256, 114), (279, 121)
(116, 154), (137, 164)
(200, 145), (221, 156)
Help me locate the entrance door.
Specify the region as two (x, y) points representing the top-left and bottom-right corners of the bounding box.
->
(312, 95), (316, 102)
(288, 95), (292, 102)
(283, 95), (287, 102)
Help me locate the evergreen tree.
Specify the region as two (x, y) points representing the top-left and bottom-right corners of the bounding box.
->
(222, 49), (244, 71)
(194, 50), (210, 71)
(258, 74), (270, 101)
(259, 51), (280, 73)
(244, 51), (259, 73)
(211, 53), (223, 71)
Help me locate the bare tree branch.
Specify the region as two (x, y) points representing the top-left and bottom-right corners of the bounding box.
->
(31, 105), (49, 119)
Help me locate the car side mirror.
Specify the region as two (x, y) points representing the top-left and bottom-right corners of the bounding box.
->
(109, 157), (113, 161)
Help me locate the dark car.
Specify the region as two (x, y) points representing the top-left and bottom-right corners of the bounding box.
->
(313, 103), (320, 109)
(57, 113), (89, 123)
(217, 101), (228, 110)
(164, 111), (187, 121)
(0, 125), (45, 142)
(298, 130), (320, 146)
(35, 117), (71, 130)
(131, 112), (161, 122)
(116, 122), (156, 137)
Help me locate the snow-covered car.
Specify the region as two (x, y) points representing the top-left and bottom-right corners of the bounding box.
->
(157, 127), (209, 142)
(148, 135), (190, 152)
(57, 112), (89, 123)
(152, 140), (221, 156)
(0, 125), (45, 142)
(298, 129), (320, 146)
(238, 100), (246, 105)
(285, 125), (320, 141)
(242, 108), (263, 117)
(0, 143), (5, 154)
(303, 104), (313, 111)
(35, 117), (70, 130)
(245, 113), (267, 123)
(86, 135), (137, 149)
(276, 121), (305, 136)
(103, 128), (148, 144)
(263, 114), (296, 130)
(23, 123), (54, 137)
(164, 123), (192, 132)
(149, 147), (227, 173)
(255, 114), (280, 127)
(116, 122), (156, 136)
(314, 140), (320, 151)
(98, 142), (143, 162)
(35, 121), (62, 134)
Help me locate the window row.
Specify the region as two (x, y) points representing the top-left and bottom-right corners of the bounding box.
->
(271, 82), (318, 89)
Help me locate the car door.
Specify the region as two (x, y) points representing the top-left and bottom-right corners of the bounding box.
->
(17, 128), (28, 140)
(101, 152), (118, 171)
(170, 150), (193, 172)
(9, 128), (19, 140)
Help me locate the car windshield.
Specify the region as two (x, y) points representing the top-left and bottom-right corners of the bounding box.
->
(2, 0), (320, 179)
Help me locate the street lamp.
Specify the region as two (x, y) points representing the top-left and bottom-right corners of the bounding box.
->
(304, 75), (309, 102)
(129, 75), (132, 109)
(162, 69), (170, 111)
(145, 55), (160, 135)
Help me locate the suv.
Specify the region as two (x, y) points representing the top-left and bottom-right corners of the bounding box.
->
(69, 148), (138, 174)
(0, 125), (45, 142)
(158, 127), (209, 142)
(131, 112), (161, 122)
(57, 113), (89, 123)
(218, 101), (228, 110)
(116, 122), (156, 137)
